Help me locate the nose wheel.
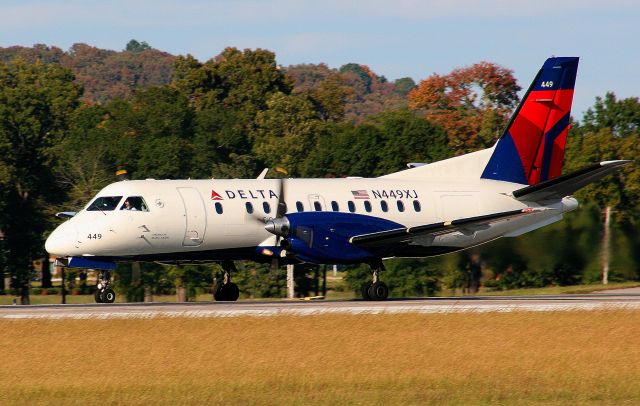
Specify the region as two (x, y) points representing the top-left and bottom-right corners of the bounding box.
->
(214, 261), (240, 302)
(361, 261), (389, 301)
(94, 271), (116, 303)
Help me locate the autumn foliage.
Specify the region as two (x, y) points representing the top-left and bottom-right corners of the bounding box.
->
(408, 62), (521, 153)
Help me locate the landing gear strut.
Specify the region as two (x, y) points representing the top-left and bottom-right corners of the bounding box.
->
(214, 261), (240, 302)
(94, 270), (116, 303)
(361, 260), (389, 301)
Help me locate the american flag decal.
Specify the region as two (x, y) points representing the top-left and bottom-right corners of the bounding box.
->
(211, 190), (224, 200)
(351, 190), (370, 199)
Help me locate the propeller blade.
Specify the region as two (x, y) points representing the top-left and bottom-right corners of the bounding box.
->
(276, 177), (287, 218)
(248, 176), (287, 225)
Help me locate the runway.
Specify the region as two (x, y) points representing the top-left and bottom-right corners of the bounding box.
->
(2, 293), (640, 319)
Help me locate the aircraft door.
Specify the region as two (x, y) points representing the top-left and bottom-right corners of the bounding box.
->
(177, 187), (207, 247)
(307, 194), (326, 211)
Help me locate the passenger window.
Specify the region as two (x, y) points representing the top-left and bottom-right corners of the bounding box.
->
(263, 201), (271, 214)
(364, 201), (372, 212)
(88, 196), (122, 211)
(246, 202), (254, 214)
(120, 196), (149, 212)
(380, 201), (388, 212)
(348, 201), (356, 213)
(413, 200), (421, 212)
(331, 201), (339, 211)
(397, 200), (405, 212)
(296, 201), (304, 212)
(215, 202), (223, 214)
(313, 201), (322, 211)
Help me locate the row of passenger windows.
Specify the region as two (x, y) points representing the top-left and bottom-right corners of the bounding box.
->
(213, 200), (421, 215)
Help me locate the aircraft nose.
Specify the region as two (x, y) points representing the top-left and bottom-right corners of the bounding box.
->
(45, 225), (77, 256)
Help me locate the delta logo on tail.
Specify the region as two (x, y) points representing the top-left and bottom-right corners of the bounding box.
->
(481, 57), (579, 185)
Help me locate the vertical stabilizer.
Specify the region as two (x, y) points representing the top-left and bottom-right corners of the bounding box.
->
(481, 57), (579, 185)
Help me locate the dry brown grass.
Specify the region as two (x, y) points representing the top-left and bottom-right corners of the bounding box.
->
(1, 311), (640, 405)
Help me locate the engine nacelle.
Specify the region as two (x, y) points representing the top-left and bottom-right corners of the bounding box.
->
(279, 212), (403, 264)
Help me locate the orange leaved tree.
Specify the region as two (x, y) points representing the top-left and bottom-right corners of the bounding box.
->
(408, 62), (520, 153)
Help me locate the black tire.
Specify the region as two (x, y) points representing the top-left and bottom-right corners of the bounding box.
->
(94, 289), (103, 303)
(213, 284), (224, 301)
(361, 282), (373, 300)
(102, 288), (116, 303)
(214, 283), (239, 301)
(226, 283), (240, 301)
(368, 282), (389, 301)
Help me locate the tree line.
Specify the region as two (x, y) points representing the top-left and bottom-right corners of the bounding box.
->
(0, 41), (638, 303)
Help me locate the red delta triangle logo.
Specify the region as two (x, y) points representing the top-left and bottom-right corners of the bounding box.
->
(211, 190), (224, 201)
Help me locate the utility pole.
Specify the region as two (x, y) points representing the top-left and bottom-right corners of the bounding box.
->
(322, 265), (327, 297)
(61, 266), (66, 304)
(286, 264), (294, 299)
(602, 206), (611, 285)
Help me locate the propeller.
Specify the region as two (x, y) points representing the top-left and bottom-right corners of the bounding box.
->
(266, 176), (290, 269)
(251, 169), (292, 268)
(267, 176), (289, 242)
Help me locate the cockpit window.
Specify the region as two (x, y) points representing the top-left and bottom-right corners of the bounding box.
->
(87, 196), (122, 211)
(120, 196), (149, 212)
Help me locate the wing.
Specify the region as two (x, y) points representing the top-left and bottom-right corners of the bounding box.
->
(349, 208), (549, 249)
(513, 160), (631, 202)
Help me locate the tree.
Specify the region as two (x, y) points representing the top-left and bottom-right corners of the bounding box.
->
(582, 92), (640, 138)
(339, 63), (406, 123)
(100, 86), (194, 179)
(252, 92), (324, 176)
(302, 123), (384, 178)
(393, 77), (416, 97)
(366, 109), (450, 174)
(211, 47), (292, 114)
(287, 63), (407, 123)
(566, 94), (640, 223)
(302, 109), (450, 178)
(0, 60), (81, 304)
(408, 61), (520, 153)
(284, 63), (333, 93)
(52, 104), (114, 211)
(171, 54), (215, 106)
(307, 73), (352, 122)
(125, 39), (152, 53)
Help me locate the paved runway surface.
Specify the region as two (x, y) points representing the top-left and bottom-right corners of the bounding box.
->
(2, 293), (640, 319)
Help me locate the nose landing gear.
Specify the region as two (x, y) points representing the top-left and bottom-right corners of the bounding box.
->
(214, 261), (240, 302)
(94, 271), (116, 303)
(361, 260), (389, 301)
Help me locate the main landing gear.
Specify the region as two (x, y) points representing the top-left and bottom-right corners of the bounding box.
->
(361, 260), (389, 301)
(95, 270), (116, 303)
(214, 261), (240, 302)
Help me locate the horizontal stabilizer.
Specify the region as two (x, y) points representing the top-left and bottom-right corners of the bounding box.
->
(350, 208), (546, 248)
(513, 160), (631, 202)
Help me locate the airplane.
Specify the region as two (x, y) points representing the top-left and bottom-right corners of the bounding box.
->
(45, 56), (630, 303)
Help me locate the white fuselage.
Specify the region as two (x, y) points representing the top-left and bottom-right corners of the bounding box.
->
(45, 176), (577, 264)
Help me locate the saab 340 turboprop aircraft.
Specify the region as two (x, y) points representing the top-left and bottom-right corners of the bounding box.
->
(46, 56), (629, 303)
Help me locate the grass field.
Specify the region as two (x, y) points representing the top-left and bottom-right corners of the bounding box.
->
(1, 310), (640, 405)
